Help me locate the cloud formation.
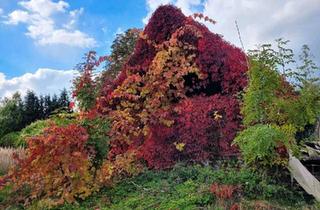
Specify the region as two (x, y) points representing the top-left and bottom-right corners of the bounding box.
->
(202, 0), (320, 54)
(5, 0), (96, 48)
(143, 0), (320, 62)
(0, 68), (76, 98)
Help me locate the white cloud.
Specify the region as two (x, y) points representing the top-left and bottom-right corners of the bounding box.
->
(175, 0), (201, 15)
(0, 8), (3, 15)
(5, 0), (96, 48)
(143, 0), (173, 24)
(202, 0), (320, 52)
(143, 0), (320, 63)
(19, 0), (68, 17)
(63, 7), (84, 30)
(0, 68), (77, 98)
(143, 0), (203, 24)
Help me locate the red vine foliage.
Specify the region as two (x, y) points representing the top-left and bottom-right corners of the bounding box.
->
(97, 5), (248, 169)
(192, 13), (217, 25)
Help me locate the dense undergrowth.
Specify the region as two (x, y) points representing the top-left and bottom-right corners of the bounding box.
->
(1, 4), (320, 210)
(2, 164), (319, 210)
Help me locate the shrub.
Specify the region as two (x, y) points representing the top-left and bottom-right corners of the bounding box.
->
(237, 41), (320, 168)
(14, 112), (77, 148)
(14, 119), (51, 147)
(234, 124), (295, 167)
(73, 51), (100, 112)
(210, 183), (240, 209)
(0, 132), (20, 148)
(1, 125), (95, 206)
(96, 151), (143, 187)
(81, 116), (110, 167)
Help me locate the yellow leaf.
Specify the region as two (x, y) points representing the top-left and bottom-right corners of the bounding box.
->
(213, 111), (222, 121)
(174, 142), (185, 152)
(160, 119), (174, 127)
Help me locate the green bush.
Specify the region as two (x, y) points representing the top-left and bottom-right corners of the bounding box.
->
(15, 119), (52, 147)
(241, 60), (283, 126)
(81, 116), (110, 168)
(234, 124), (296, 167)
(5, 112), (78, 148)
(237, 45), (320, 168)
(0, 132), (20, 147)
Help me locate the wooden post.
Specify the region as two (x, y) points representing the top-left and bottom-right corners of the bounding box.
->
(288, 153), (320, 202)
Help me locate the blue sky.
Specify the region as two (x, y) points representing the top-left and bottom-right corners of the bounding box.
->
(0, 0), (146, 78)
(0, 0), (319, 98)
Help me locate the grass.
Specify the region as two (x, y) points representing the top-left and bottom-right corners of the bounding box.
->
(0, 147), (25, 175)
(1, 162), (319, 209)
(42, 164), (318, 210)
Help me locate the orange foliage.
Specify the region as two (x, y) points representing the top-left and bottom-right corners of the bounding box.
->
(2, 125), (95, 205)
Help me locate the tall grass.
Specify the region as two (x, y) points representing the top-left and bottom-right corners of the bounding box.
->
(0, 147), (25, 175)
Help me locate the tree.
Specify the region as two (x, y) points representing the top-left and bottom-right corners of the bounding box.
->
(23, 90), (40, 125)
(296, 45), (320, 87)
(0, 92), (24, 139)
(43, 95), (52, 118)
(73, 51), (99, 111)
(39, 95), (45, 119)
(101, 28), (141, 80)
(58, 88), (70, 108)
(51, 94), (59, 112)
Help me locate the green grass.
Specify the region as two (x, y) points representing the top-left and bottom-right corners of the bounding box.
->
(49, 164), (316, 210)
(2, 164), (319, 210)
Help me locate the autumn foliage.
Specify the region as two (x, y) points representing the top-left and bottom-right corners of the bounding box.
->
(97, 5), (248, 168)
(210, 183), (240, 209)
(4, 125), (95, 205)
(1, 5), (249, 206)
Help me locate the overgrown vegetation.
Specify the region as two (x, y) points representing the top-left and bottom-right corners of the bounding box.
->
(30, 165), (319, 209)
(0, 4), (320, 209)
(235, 39), (320, 168)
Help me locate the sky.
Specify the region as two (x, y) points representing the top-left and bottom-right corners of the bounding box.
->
(0, 0), (319, 98)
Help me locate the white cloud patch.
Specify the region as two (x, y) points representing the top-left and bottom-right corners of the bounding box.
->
(143, 0), (173, 24)
(5, 0), (96, 48)
(175, 0), (201, 15)
(0, 8), (3, 15)
(143, 0), (204, 24)
(143, 0), (320, 62)
(0, 68), (77, 98)
(202, 0), (320, 53)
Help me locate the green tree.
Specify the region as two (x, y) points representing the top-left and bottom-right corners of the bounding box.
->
(23, 90), (41, 125)
(58, 88), (70, 108)
(236, 40), (320, 168)
(73, 51), (98, 111)
(51, 94), (59, 112)
(43, 95), (52, 118)
(100, 28), (141, 81)
(39, 95), (45, 119)
(295, 45), (320, 87)
(0, 92), (24, 140)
